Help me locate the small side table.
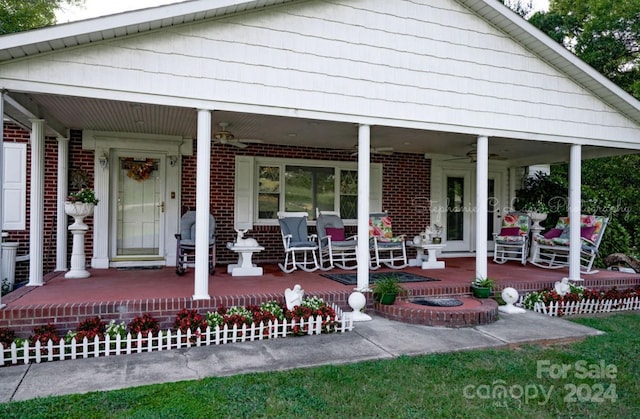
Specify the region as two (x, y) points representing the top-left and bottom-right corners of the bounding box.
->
(226, 242), (265, 276)
(409, 242), (446, 269)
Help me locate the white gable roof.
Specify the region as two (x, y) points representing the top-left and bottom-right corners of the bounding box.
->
(1, 0), (639, 152)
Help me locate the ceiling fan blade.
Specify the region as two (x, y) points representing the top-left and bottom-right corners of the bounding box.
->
(489, 154), (508, 160)
(236, 138), (263, 144)
(230, 141), (249, 149)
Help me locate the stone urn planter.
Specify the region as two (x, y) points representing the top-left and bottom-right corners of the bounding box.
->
(64, 202), (95, 228)
(528, 212), (548, 230)
(64, 189), (98, 279)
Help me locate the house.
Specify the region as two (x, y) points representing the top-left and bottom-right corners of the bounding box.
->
(2, 0), (640, 300)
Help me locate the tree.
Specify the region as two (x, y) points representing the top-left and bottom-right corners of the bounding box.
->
(529, 0), (640, 99)
(0, 0), (84, 35)
(499, 0), (534, 18)
(524, 1), (640, 260)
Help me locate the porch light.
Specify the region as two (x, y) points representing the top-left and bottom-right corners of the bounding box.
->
(168, 155), (178, 167)
(98, 154), (109, 169)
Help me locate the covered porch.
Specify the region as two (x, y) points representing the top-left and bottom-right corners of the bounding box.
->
(1, 257), (638, 335)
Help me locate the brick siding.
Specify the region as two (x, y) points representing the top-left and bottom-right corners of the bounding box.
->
(4, 123), (431, 279)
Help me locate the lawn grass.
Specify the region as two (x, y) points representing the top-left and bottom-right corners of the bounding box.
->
(1, 313), (638, 418)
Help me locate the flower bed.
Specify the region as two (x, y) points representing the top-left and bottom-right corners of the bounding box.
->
(521, 285), (640, 317)
(0, 298), (352, 367)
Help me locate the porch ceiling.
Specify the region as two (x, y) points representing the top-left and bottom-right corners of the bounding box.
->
(5, 92), (634, 166)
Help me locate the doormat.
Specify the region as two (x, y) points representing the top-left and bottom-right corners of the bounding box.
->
(320, 272), (440, 286)
(116, 266), (163, 271)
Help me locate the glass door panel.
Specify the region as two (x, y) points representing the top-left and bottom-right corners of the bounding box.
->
(114, 155), (164, 257)
(444, 173), (472, 251)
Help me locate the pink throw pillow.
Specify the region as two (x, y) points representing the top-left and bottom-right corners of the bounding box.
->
(325, 227), (345, 241)
(581, 226), (596, 240)
(543, 228), (563, 239)
(499, 227), (521, 236)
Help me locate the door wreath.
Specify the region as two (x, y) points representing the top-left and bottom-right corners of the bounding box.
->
(123, 158), (157, 182)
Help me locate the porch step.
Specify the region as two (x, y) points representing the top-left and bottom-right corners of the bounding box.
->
(373, 295), (498, 328)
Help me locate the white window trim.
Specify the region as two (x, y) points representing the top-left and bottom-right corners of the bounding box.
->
(235, 156), (382, 229)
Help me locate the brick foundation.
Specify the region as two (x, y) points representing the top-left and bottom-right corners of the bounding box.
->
(374, 295), (499, 327)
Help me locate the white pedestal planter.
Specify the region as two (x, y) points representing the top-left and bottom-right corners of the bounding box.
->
(64, 202), (94, 279)
(528, 212), (547, 230)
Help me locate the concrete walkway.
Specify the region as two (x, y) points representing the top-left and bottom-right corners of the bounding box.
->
(0, 311), (603, 403)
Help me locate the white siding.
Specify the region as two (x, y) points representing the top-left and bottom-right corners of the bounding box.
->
(1, 0), (639, 144)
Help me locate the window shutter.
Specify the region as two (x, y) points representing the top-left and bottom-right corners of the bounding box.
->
(234, 156), (254, 229)
(3, 143), (27, 230)
(369, 163), (383, 212)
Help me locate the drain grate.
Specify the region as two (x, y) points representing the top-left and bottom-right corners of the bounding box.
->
(410, 297), (464, 307)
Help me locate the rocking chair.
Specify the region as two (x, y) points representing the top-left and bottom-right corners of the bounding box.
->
(493, 212), (530, 265)
(316, 210), (358, 270)
(277, 211), (320, 273)
(369, 212), (408, 269)
(175, 211), (216, 275)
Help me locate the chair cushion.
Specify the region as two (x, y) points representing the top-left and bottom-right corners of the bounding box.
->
(279, 217), (308, 242)
(499, 227), (521, 236)
(543, 228), (563, 239)
(325, 227), (345, 241)
(495, 236), (526, 243)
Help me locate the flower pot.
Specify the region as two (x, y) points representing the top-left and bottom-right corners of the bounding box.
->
(65, 202), (95, 229)
(528, 212), (548, 230)
(374, 293), (397, 305)
(432, 237), (442, 244)
(471, 285), (492, 299)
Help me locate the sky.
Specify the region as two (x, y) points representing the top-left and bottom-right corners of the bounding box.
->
(55, 0), (550, 22)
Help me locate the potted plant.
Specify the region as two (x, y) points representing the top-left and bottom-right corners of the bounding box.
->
(471, 277), (495, 298)
(66, 188), (99, 205)
(65, 188), (99, 228)
(372, 274), (404, 305)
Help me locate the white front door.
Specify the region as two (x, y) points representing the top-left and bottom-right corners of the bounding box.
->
(435, 165), (506, 253)
(110, 151), (166, 260)
(443, 170), (473, 252)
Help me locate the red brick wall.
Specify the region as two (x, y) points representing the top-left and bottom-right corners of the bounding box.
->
(5, 123), (431, 279)
(183, 144), (431, 265)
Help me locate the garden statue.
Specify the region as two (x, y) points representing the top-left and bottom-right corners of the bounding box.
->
(554, 278), (570, 297)
(234, 229), (259, 247)
(284, 284), (304, 310)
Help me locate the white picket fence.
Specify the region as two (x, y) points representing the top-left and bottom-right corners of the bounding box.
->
(0, 307), (353, 367)
(533, 296), (640, 317)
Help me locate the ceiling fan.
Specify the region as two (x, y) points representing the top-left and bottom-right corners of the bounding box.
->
(446, 144), (507, 162)
(212, 122), (263, 148)
(350, 145), (394, 156)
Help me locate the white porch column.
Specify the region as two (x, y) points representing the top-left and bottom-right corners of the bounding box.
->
(193, 109), (212, 300)
(27, 119), (45, 286)
(356, 124), (371, 291)
(55, 137), (69, 271)
(0, 91), (5, 307)
(475, 135), (489, 280)
(567, 144), (582, 281)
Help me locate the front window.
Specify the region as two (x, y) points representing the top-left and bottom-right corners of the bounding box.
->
(253, 158), (379, 222)
(258, 166), (280, 219)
